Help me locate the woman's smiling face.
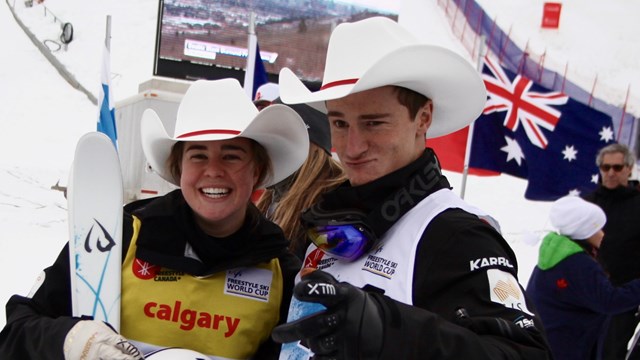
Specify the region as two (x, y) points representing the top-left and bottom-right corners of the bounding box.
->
(179, 138), (260, 237)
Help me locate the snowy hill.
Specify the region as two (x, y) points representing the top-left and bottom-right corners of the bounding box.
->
(475, 0), (640, 118)
(1, 0), (637, 329)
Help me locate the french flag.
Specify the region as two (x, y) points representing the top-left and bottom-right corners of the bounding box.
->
(97, 43), (117, 149)
(243, 29), (268, 100)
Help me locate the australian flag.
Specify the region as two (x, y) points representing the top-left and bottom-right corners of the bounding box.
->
(469, 56), (615, 201)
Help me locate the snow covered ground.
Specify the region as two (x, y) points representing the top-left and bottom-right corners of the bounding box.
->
(1, 0), (637, 329)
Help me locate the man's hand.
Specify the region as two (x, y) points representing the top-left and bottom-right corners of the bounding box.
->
(272, 269), (383, 359)
(63, 320), (144, 360)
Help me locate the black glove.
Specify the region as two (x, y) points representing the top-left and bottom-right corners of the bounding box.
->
(454, 307), (546, 350)
(272, 269), (383, 360)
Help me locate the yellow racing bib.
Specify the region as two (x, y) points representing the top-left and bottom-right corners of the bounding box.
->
(120, 217), (283, 358)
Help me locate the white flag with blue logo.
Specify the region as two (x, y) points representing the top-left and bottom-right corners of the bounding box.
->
(97, 43), (117, 149)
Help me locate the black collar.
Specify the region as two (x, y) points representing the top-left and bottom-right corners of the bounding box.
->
(310, 149), (451, 237)
(127, 190), (289, 276)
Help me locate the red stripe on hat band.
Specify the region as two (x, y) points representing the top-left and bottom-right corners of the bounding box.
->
(177, 129), (241, 139)
(320, 78), (359, 90)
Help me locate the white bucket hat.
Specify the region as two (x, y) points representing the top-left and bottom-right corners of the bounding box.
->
(141, 78), (309, 188)
(278, 16), (487, 138)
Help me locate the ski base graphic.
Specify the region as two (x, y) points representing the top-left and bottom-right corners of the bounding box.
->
(68, 132), (123, 330)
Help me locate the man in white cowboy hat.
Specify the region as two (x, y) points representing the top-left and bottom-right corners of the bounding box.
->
(0, 79), (310, 359)
(271, 17), (552, 359)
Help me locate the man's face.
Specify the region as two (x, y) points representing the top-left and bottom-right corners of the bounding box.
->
(326, 86), (431, 186)
(599, 152), (631, 189)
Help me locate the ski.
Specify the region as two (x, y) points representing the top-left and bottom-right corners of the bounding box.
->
(626, 319), (640, 360)
(278, 296), (326, 359)
(67, 132), (123, 331)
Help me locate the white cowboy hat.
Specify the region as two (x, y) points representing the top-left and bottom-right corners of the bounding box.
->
(278, 16), (487, 138)
(141, 78), (309, 188)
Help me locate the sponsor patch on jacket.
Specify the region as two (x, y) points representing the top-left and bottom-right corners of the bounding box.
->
(361, 253), (398, 279)
(469, 256), (514, 271)
(224, 268), (272, 302)
(487, 269), (534, 316)
(514, 315), (536, 329)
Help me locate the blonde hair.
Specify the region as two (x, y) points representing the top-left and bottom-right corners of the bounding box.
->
(257, 144), (346, 255)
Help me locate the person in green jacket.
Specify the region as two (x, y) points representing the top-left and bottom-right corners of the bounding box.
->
(527, 195), (640, 360)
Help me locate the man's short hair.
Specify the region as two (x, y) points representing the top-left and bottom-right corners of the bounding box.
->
(393, 86), (430, 120)
(596, 143), (636, 167)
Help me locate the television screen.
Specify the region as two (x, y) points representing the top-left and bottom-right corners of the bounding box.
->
(153, 0), (399, 89)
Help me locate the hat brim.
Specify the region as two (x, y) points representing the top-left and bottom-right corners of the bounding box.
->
(141, 104), (309, 188)
(253, 99), (272, 106)
(141, 109), (177, 185)
(240, 104), (309, 188)
(279, 45), (487, 138)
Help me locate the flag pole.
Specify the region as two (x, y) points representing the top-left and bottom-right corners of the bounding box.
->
(97, 14), (118, 149)
(105, 15), (111, 50)
(243, 12), (257, 98)
(460, 36), (486, 199)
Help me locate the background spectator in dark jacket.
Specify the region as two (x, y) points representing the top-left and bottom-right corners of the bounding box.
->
(583, 143), (640, 359)
(527, 195), (640, 360)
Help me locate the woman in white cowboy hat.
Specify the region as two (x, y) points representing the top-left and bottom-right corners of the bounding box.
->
(0, 79), (309, 360)
(272, 16), (553, 359)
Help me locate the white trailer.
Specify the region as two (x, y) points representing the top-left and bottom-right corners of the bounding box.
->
(115, 77), (192, 203)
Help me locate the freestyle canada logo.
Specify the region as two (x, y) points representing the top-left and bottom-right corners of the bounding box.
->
(304, 248), (325, 269)
(143, 300), (240, 337)
(305, 248), (337, 270)
(132, 258), (182, 281)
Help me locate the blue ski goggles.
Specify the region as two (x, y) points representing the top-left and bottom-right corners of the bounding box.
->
(301, 207), (378, 262)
